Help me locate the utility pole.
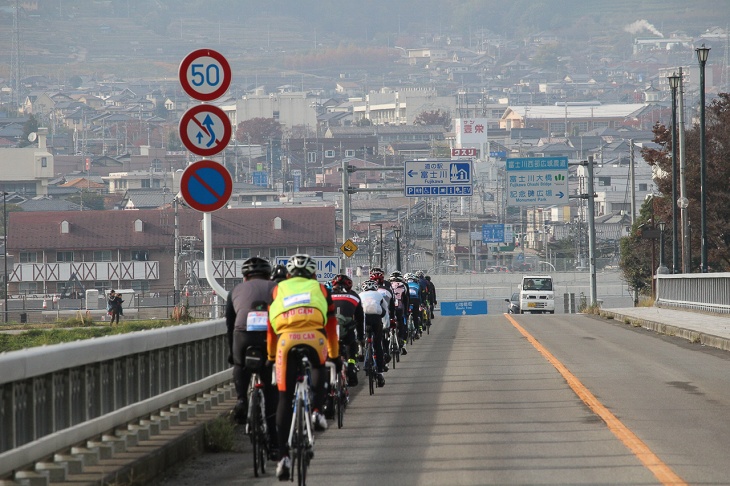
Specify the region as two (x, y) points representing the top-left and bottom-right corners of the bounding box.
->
(586, 156), (597, 306)
(678, 67), (690, 273)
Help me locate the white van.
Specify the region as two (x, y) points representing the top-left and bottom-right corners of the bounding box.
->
(519, 275), (555, 314)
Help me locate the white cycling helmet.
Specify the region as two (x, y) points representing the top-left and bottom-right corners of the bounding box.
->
(286, 253), (317, 278)
(361, 280), (379, 291)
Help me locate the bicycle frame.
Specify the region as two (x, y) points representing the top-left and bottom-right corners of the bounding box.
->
(288, 356), (314, 452)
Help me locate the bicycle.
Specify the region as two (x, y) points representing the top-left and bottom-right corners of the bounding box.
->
(323, 359), (346, 429)
(388, 322), (400, 368)
(244, 347), (268, 477)
(407, 310), (415, 346)
(362, 330), (378, 395)
(421, 303), (431, 335)
(288, 347), (315, 486)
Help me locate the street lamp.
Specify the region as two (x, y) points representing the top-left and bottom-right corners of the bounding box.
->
(696, 44), (710, 272)
(394, 226), (402, 271)
(668, 72), (680, 273)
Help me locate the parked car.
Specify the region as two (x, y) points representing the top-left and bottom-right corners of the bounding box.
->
(485, 266), (509, 273)
(505, 292), (520, 314)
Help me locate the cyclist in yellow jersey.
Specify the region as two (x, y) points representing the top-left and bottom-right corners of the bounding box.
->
(267, 254), (339, 481)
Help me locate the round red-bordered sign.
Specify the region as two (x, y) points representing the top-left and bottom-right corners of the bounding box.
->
(179, 159), (233, 212)
(179, 49), (232, 102)
(179, 104), (232, 157)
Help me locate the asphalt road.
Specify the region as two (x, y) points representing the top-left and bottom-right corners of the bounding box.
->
(153, 312), (730, 485)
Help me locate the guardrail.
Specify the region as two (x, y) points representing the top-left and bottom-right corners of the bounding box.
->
(0, 318), (229, 477)
(657, 273), (730, 314)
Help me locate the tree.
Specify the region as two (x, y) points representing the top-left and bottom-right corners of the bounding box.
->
(414, 109), (451, 129)
(19, 115), (39, 148)
(235, 118), (282, 146)
(619, 197), (655, 297)
(639, 92), (730, 272)
(67, 191), (105, 210)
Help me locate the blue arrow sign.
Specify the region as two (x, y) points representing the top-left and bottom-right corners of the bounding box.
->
(407, 169), (417, 177)
(202, 114), (216, 147)
(275, 256), (340, 283)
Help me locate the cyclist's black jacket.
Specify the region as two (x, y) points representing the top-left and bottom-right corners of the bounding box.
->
(425, 280), (437, 304)
(225, 278), (277, 353)
(331, 286), (365, 331)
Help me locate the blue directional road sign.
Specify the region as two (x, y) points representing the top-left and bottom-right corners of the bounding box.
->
(506, 156), (569, 207)
(252, 171), (268, 187)
(404, 159), (473, 197)
(275, 256), (340, 283)
(440, 300), (488, 316)
(482, 224), (505, 243)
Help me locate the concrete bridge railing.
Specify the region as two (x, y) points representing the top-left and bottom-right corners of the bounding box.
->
(656, 273), (730, 314)
(0, 319), (229, 477)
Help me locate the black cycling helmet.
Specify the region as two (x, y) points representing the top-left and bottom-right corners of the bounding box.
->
(332, 274), (353, 291)
(241, 257), (272, 278)
(286, 253), (317, 278)
(271, 264), (289, 282)
(425, 275), (431, 281)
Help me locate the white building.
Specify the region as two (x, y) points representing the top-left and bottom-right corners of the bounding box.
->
(0, 128), (54, 196)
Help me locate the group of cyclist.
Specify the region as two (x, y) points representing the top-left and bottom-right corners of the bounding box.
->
(225, 254), (437, 481)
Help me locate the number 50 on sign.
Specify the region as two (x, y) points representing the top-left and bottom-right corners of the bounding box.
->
(179, 49), (231, 102)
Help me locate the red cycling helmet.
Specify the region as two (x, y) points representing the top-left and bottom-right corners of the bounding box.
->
(332, 274), (353, 291)
(369, 267), (385, 284)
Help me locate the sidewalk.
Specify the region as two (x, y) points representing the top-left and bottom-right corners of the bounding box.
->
(600, 306), (730, 352)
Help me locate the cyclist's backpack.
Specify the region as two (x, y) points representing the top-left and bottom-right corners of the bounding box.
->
(391, 282), (407, 308)
(361, 293), (383, 315)
(336, 312), (356, 337)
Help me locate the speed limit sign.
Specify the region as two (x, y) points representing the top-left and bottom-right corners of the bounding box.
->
(178, 49), (231, 102)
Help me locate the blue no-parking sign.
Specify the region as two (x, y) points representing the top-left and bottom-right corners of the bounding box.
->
(179, 159), (233, 212)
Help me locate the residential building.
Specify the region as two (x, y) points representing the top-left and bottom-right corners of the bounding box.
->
(0, 128), (54, 196)
(6, 206), (336, 297)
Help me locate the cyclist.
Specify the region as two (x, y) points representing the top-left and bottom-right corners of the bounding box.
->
(405, 273), (424, 337)
(270, 264), (289, 283)
(425, 275), (437, 320)
(416, 271), (431, 330)
(370, 267), (395, 367)
(359, 279), (387, 387)
(330, 274), (364, 386)
(225, 257), (278, 455)
(267, 254), (339, 480)
(388, 271), (410, 355)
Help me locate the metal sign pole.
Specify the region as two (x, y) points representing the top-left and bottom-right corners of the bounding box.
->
(203, 212), (227, 300)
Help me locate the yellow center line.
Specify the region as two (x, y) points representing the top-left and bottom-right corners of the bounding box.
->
(504, 313), (687, 486)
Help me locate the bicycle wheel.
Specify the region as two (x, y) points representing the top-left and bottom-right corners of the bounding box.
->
(364, 345), (374, 395)
(407, 317), (414, 345)
(296, 397), (307, 486)
(390, 339), (398, 368)
(250, 390), (261, 477)
(256, 390), (268, 475)
(337, 385), (345, 428)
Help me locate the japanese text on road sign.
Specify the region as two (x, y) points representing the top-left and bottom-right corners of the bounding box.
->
(506, 156), (569, 207)
(404, 160), (473, 197)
